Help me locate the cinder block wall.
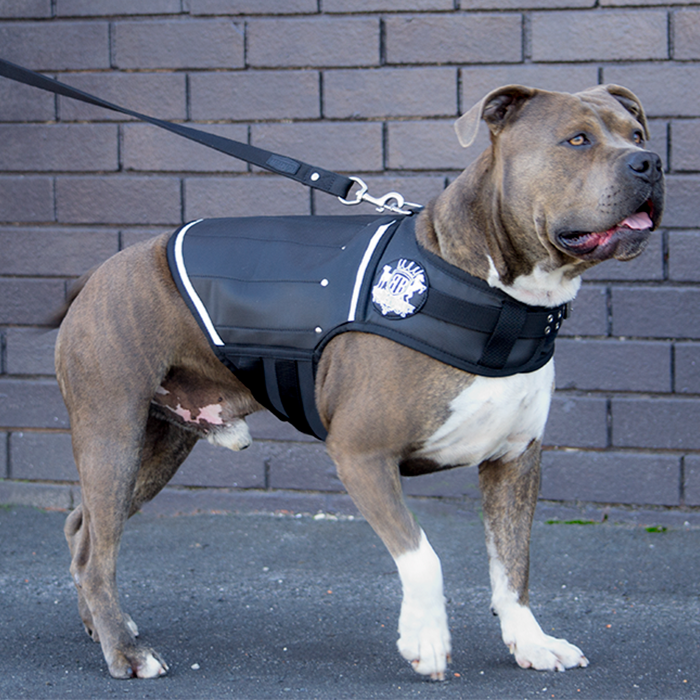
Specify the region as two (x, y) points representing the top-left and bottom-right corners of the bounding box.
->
(0, 1), (698, 517)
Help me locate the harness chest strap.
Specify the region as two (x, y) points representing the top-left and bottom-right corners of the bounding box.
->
(167, 216), (567, 440)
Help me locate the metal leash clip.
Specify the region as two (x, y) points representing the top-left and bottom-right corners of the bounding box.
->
(338, 177), (424, 215)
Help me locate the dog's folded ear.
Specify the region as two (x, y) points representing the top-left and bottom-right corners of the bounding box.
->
(603, 84), (651, 140)
(454, 85), (537, 148)
(573, 84), (650, 141)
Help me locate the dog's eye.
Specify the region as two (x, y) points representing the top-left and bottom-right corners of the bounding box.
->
(632, 130), (645, 145)
(567, 134), (589, 147)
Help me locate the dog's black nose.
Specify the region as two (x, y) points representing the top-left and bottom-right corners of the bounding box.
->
(627, 151), (663, 183)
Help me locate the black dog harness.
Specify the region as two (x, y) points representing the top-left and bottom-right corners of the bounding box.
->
(167, 215), (567, 440)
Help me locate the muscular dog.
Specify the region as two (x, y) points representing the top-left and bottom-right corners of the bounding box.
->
(54, 85), (664, 680)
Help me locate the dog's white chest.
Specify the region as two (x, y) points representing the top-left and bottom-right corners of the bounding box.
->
(418, 360), (554, 468)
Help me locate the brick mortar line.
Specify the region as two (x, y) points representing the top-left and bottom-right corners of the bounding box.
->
(680, 454), (686, 504)
(542, 445), (700, 454)
(2, 427), (699, 452)
(1, 116), (465, 124)
(552, 388), (700, 398)
(4, 432), (9, 479)
(4, 8), (700, 21)
(582, 280), (700, 288)
(522, 12), (531, 62)
(671, 341), (677, 392)
(668, 7), (675, 60)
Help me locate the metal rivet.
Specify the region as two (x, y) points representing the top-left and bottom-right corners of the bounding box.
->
(310, 172), (320, 182)
(555, 322), (561, 330)
(544, 327), (551, 335)
(315, 326), (322, 334)
(320, 279), (329, 287)
(547, 314), (554, 323)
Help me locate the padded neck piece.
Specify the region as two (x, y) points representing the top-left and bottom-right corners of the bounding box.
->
(167, 215), (567, 439)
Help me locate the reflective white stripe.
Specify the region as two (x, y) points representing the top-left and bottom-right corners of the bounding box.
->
(173, 219), (225, 347)
(347, 221), (395, 322)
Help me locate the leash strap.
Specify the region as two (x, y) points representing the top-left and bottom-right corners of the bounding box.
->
(0, 57), (354, 199)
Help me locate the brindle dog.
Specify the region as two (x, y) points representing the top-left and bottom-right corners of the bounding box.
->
(54, 85), (664, 680)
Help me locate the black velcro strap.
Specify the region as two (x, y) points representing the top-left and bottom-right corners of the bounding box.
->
(297, 361), (328, 440)
(274, 359), (316, 437)
(263, 357), (287, 419)
(479, 300), (528, 370)
(422, 287), (499, 333)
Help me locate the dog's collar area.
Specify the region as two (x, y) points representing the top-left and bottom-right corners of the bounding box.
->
(414, 248), (569, 370)
(167, 216), (569, 440)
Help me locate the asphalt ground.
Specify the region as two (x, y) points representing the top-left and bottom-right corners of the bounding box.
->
(1, 502), (699, 700)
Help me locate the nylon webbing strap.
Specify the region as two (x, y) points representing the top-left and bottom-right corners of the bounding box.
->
(0, 57), (354, 199)
(423, 287), (567, 339)
(479, 300), (529, 370)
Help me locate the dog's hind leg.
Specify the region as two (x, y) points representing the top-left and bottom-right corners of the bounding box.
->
(479, 440), (588, 671)
(65, 417), (172, 679)
(63, 412), (199, 678)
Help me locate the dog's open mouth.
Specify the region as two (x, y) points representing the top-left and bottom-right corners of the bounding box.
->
(558, 202), (654, 257)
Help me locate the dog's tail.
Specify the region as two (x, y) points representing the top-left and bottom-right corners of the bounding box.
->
(46, 267), (97, 328)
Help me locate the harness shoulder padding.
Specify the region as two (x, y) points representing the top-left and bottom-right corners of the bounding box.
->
(167, 215), (566, 440)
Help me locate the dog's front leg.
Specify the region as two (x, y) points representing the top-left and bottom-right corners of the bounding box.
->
(327, 445), (451, 680)
(479, 441), (588, 671)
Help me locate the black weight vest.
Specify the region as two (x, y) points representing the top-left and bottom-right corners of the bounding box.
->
(167, 215), (567, 440)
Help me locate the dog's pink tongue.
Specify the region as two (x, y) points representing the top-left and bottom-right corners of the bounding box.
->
(619, 211), (652, 230)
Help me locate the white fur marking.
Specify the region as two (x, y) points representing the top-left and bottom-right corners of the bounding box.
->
(137, 653), (167, 679)
(394, 530), (451, 679)
(206, 420), (252, 451)
(487, 534), (588, 671)
(487, 256), (581, 308)
(419, 360), (554, 468)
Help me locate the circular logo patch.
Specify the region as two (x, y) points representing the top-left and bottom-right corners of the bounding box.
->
(371, 258), (429, 319)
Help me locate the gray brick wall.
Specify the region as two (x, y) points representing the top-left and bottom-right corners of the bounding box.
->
(0, 1), (698, 518)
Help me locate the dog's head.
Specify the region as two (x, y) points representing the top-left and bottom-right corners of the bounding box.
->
(454, 84), (665, 265)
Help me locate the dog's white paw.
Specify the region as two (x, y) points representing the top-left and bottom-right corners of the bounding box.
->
(135, 651), (169, 679)
(507, 632), (588, 671)
(397, 601), (452, 680)
(107, 646), (169, 679)
(394, 531), (451, 680)
(500, 604), (588, 672)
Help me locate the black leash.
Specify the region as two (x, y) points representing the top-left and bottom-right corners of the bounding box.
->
(0, 57), (421, 215)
